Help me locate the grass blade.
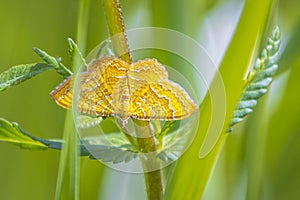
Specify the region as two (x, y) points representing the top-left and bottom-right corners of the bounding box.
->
(164, 0), (276, 199)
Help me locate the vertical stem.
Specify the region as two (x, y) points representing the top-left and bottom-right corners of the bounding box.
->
(134, 120), (163, 200)
(103, 0), (132, 63)
(55, 0), (90, 199)
(74, 0), (91, 69)
(71, 0), (91, 196)
(102, 0), (163, 199)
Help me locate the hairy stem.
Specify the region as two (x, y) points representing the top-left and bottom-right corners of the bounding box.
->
(103, 0), (132, 63)
(103, 0), (163, 199)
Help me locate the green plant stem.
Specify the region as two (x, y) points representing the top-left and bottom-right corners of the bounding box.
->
(103, 0), (132, 63)
(134, 120), (163, 200)
(103, 0), (163, 199)
(73, 0), (90, 72)
(55, 0), (90, 199)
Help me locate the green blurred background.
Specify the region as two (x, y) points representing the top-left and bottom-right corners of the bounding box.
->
(0, 0), (300, 199)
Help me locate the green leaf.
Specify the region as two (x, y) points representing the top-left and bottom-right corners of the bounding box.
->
(0, 63), (53, 92)
(33, 47), (72, 78)
(229, 27), (280, 129)
(0, 118), (47, 150)
(87, 145), (138, 164)
(0, 116), (105, 157)
(0, 116), (139, 163)
(82, 132), (138, 163)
